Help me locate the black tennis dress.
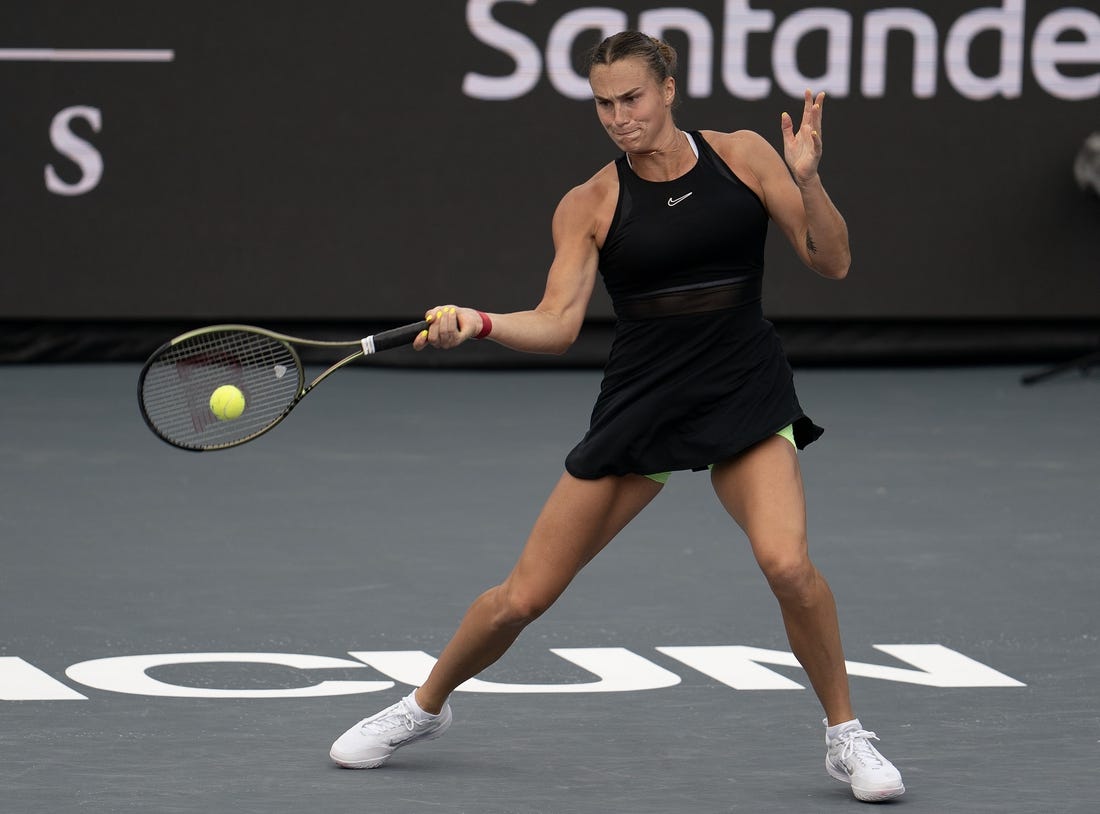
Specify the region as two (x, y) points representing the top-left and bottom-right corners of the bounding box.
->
(564, 131), (823, 479)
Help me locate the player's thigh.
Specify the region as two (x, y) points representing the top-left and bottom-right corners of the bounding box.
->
(504, 471), (663, 604)
(709, 435), (808, 566)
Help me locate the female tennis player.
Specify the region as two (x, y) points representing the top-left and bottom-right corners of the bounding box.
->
(330, 31), (904, 803)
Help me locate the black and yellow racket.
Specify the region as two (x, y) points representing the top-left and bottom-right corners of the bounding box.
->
(138, 321), (427, 451)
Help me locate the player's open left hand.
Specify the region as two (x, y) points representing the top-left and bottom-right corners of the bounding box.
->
(781, 89), (825, 186)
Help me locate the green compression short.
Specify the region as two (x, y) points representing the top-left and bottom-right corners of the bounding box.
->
(643, 423), (796, 485)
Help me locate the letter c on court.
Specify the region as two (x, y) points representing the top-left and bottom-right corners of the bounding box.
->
(64, 653), (395, 698)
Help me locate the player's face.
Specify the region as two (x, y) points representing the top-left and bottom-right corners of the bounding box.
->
(589, 58), (675, 153)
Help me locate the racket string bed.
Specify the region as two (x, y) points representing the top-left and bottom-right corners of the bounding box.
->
(140, 330), (301, 450)
(138, 319), (428, 451)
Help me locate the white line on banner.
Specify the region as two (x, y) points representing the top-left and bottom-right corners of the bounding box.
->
(0, 49), (174, 62)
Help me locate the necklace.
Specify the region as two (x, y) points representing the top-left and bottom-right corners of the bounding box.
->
(626, 130), (697, 171)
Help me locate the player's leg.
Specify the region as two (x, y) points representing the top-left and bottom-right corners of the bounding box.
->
(417, 470), (664, 711)
(710, 435), (904, 801)
(330, 471), (663, 768)
(710, 435), (852, 721)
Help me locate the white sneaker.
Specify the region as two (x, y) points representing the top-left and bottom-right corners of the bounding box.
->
(330, 694), (452, 769)
(825, 719), (906, 802)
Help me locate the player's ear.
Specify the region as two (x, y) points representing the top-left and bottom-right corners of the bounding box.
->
(664, 77), (675, 107)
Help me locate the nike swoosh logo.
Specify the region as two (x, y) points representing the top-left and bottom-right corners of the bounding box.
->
(667, 192), (693, 207)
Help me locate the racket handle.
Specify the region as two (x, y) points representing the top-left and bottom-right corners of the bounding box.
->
(362, 320), (431, 354)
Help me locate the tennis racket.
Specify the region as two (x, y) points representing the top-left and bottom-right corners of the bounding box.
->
(138, 320), (428, 451)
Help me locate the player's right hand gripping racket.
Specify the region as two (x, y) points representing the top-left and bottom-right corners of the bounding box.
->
(138, 321), (428, 451)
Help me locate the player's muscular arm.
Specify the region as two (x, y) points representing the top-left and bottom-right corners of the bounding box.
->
(743, 129), (849, 278)
(415, 182), (603, 355)
(775, 91), (849, 278)
(706, 98), (850, 280)
(490, 184), (602, 355)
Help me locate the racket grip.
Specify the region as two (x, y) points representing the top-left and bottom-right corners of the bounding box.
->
(363, 320), (431, 354)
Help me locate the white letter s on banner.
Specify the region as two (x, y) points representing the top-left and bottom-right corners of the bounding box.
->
(464, 0), (542, 100)
(45, 105), (103, 196)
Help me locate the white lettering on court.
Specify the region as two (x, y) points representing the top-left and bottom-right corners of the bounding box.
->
(0, 658), (88, 700)
(657, 644), (1027, 690)
(1, 645), (1026, 700)
(349, 648), (683, 693)
(64, 653), (395, 698)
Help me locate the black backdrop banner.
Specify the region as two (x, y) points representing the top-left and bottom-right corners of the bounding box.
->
(1, 0), (1098, 322)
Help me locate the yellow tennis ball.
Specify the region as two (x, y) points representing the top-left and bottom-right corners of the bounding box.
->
(209, 384), (246, 421)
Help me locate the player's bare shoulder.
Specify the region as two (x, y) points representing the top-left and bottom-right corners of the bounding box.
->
(698, 128), (777, 199)
(554, 160), (620, 245)
(562, 161), (618, 214)
(700, 128), (777, 168)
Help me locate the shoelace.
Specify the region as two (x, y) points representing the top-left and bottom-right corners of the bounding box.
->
(361, 702), (416, 734)
(834, 728), (884, 768)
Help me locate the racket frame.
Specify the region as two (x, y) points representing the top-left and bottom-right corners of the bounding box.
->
(138, 320), (428, 451)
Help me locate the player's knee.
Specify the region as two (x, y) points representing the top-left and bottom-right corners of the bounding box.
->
(757, 548), (815, 603)
(492, 582), (555, 628)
